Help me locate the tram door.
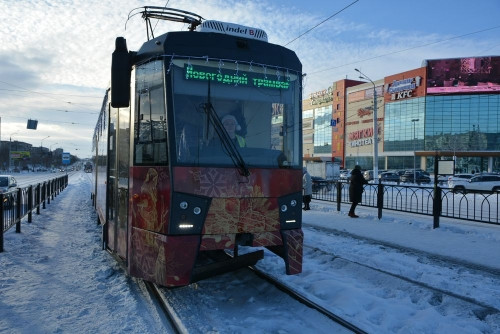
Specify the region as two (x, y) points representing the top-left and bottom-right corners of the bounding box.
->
(106, 106), (130, 259)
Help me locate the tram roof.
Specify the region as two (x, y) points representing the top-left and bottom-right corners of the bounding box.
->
(133, 30), (301, 71)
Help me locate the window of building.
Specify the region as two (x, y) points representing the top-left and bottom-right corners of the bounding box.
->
(384, 97), (425, 152)
(313, 105), (332, 154)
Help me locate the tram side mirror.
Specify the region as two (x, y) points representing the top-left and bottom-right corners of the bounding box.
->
(111, 37), (132, 108)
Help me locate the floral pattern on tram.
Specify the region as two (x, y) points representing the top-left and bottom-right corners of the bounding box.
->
(130, 167), (170, 234)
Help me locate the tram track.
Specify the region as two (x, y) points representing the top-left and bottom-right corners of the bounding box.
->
(303, 224), (500, 318)
(305, 224), (500, 277)
(142, 281), (188, 334)
(117, 229), (499, 333)
(140, 263), (365, 333)
(304, 244), (500, 317)
(249, 266), (368, 334)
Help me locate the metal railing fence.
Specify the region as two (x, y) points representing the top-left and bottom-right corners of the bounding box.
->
(0, 175), (68, 252)
(312, 181), (499, 226)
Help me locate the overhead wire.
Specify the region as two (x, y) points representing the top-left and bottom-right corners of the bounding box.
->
(0, 80), (102, 99)
(284, 0), (359, 46)
(307, 25), (500, 76)
(0, 114), (95, 126)
(151, 0), (170, 34)
(0, 80), (103, 113)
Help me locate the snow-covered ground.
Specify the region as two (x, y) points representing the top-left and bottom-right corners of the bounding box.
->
(1, 172), (499, 333)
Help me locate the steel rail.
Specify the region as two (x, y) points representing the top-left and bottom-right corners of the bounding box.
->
(143, 281), (189, 334)
(249, 266), (368, 334)
(303, 225), (500, 315)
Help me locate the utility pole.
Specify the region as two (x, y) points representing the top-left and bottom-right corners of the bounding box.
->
(412, 118), (419, 183)
(355, 68), (378, 180)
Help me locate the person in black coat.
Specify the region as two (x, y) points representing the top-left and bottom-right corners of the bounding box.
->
(348, 165), (367, 218)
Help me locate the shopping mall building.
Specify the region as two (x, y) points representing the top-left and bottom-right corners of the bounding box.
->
(303, 56), (500, 173)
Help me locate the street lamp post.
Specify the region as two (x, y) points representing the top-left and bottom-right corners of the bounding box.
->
(41, 135), (50, 148)
(9, 131), (19, 172)
(355, 68), (378, 180)
(412, 118), (419, 183)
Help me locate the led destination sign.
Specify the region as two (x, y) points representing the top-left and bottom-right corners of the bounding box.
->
(184, 65), (290, 90)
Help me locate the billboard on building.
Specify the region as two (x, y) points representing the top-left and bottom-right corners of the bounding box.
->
(10, 151), (30, 160)
(426, 56), (500, 94)
(384, 67), (427, 103)
(345, 82), (384, 156)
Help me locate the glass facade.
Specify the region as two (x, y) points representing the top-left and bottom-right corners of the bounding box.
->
(384, 97), (425, 152)
(384, 94), (500, 172)
(424, 95), (500, 151)
(313, 105), (332, 154)
(385, 94), (500, 152)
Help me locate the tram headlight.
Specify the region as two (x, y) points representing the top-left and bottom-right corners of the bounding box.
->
(278, 193), (302, 229)
(171, 192), (211, 235)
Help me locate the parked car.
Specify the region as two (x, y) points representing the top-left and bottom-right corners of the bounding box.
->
(311, 176), (332, 192)
(0, 175), (17, 193)
(400, 171), (431, 184)
(447, 173), (474, 190)
(0, 175), (18, 208)
(449, 174), (500, 193)
(363, 170), (373, 181)
(339, 170), (352, 181)
(380, 171), (401, 184)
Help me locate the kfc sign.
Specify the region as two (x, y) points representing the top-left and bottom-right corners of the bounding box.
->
(387, 76), (421, 100)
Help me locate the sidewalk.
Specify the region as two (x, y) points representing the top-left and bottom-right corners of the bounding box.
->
(304, 200), (500, 272)
(0, 173), (163, 333)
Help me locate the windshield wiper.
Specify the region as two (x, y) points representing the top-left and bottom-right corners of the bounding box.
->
(202, 80), (250, 177)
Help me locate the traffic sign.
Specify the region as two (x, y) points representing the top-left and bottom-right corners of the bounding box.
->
(62, 152), (70, 165)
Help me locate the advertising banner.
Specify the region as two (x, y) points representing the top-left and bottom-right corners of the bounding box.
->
(426, 56), (500, 94)
(11, 151), (30, 160)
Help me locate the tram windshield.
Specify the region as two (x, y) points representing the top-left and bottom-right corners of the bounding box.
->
(171, 58), (301, 169)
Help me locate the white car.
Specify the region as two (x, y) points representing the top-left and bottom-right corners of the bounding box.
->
(449, 174), (500, 193)
(447, 173), (474, 190)
(339, 170), (352, 181)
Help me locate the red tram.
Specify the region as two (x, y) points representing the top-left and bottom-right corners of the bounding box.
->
(92, 7), (304, 287)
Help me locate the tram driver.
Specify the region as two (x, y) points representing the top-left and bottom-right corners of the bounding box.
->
(221, 114), (246, 148)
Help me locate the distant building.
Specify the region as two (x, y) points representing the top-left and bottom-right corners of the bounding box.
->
(303, 55), (500, 173)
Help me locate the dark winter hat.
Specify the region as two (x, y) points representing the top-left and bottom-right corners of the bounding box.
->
(354, 165), (361, 170)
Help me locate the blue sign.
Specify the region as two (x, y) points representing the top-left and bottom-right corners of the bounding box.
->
(330, 118), (340, 127)
(62, 152), (70, 165)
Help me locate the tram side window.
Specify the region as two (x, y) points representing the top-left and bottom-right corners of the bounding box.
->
(134, 62), (168, 166)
